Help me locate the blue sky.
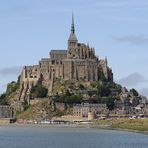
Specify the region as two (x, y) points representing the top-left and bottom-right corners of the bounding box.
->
(0, 0), (148, 97)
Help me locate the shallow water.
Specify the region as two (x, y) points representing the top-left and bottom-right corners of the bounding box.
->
(0, 126), (147, 148)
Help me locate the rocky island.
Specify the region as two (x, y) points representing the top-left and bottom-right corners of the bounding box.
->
(0, 16), (148, 124)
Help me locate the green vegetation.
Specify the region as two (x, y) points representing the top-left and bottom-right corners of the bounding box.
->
(0, 75), (21, 105)
(130, 88), (139, 96)
(111, 118), (148, 131)
(90, 81), (98, 88)
(22, 100), (30, 111)
(30, 84), (48, 98)
(99, 71), (107, 82)
(51, 78), (124, 110)
(108, 82), (121, 90)
(17, 99), (67, 120)
(95, 118), (148, 132)
(87, 81), (121, 110)
(111, 123), (148, 131)
(64, 95), (82, 104)
(0, 93), (8, 105)
(88, 96), (115, 110)
(78, 84), (85, 90)
(6, 82), (18, 96)
(98, 85), (111, 97)
(6, 75), (20, 96)
(52, 90), (83, 104)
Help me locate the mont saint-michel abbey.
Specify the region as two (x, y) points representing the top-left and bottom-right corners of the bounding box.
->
(19, 16), (113, 101)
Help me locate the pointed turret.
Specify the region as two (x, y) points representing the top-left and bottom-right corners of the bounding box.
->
(71, 14), (75, 34)
(105, 57), (108, 65)
(68, 14), (77, 41)
(68, 14), (78, 58)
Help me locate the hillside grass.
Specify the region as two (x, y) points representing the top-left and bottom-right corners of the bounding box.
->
(95, 118), (148, 132)
(17, 100), (51, 120)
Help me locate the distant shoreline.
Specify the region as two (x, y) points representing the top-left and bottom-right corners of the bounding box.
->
(0, 122), (148, 135)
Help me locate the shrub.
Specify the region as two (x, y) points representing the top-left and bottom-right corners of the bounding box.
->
(31, 84), (48, 98)
(98, 85), (111, 97)
(0, 93), (8, 105)
(6, 82), (18, 96)
(6, 75), (21, 96)
(79, 84), (85, 90)
(22, 99), (30, 111)
(90, 81), (98, 88)
(64, 95), (82, 104)
(130, 89), (139, 96)
(99, 72), (107, 82)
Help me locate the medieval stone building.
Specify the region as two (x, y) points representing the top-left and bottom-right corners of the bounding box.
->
(18, 15), (113, 102)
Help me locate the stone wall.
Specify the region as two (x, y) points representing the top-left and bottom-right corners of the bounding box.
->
(16, 17), (113, 102)
(0, 106), (12, 118)
(0, 118), (11, 125)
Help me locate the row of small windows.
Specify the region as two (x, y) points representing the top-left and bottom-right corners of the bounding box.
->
(51, 54), (67, 59)
(51, 60), (62, 65)
(30, 75), (37, 78)
(40, 61), (63, 66)
(26, 68), (38, 73)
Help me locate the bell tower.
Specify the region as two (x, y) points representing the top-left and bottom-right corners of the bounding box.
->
(67, 14), (78, 58)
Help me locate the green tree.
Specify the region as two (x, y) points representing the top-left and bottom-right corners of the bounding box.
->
(130, 89), (139, 96)
(100, 97), (115, 110)
(22, 99), (30, 111)
(31, 84), (48, 98)
(64, 95), (82, 104)
(6, 75), (21, 96)
(79, 84), (85, 90)
(106, 98), (115, 111)
(6, 81), (18, 96)
(109, 82), (121, 90)
(99, 71), (107, 82)
(88, 95), (99, 103)
(98, 85), (111, 97)
(65, 89), (71, 96)
(0, 93), (8, 105)
(90, 81), (98, 88)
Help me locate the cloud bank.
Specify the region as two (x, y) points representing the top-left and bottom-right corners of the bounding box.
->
(140, 88), (148, 97)
(0, 67), (22, 76)
(0, 84), (7, 95)
(117, 72), (147, 87)
(113, 35), (148, 45)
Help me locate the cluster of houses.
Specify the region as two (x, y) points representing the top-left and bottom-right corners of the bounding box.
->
(73, 87), (148, 119)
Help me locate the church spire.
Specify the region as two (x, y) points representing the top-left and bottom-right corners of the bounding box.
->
(68, 14), (78, 59)
(68, 14), (77, 42)
(71, 13), (75, 34)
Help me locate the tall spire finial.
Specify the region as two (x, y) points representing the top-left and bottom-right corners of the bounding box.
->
(68, 13), (77, 42)
(71, 13), (75, 34)
(72, 13), (74, 24)
(105, 57), (108, 65)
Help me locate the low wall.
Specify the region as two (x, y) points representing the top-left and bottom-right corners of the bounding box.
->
(0, 118), (11, 125)
(52, 115), (87, 122)
(30, 98), (48, 105)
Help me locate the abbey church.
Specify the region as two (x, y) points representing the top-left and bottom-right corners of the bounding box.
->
(18, 16), (113, 101)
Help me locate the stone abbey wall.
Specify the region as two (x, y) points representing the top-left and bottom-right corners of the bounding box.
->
(0, 106), (12, 118)
(17, 16), (113, 102)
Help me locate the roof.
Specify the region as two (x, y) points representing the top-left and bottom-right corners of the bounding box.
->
(68, 14), (78, 41)
(68, 32), (77, 41)
(50, 50), (67, 54)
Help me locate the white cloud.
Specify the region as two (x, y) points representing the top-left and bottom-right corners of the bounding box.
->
(113, 35), (148, 45)
(0, 84), (7, 95)
(140, 88), (148, 97)
(117, 72), (147, 87)
(0, 67), (22, 76)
